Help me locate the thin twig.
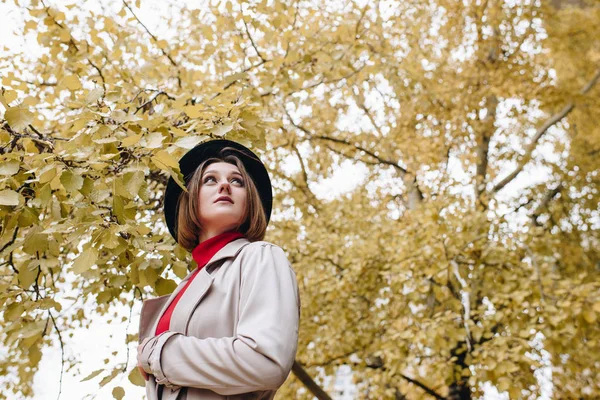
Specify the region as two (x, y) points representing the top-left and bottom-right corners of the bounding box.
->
(87, 58), (106, 93)
(122, 0), (181, 87)
(123, 288), (135, 373)
(49, 311), (65, 400)
(134, 91), (175, 114)
(242, 17), (266, 62)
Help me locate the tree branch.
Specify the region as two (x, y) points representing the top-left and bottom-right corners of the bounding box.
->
(399, 373), (447, 400)
(492, 67), (600, 193)
(122, 0), (181, 87)
(242, 17), (266, 62)
(86, 58), (106, 93)
(285, 108), (406, 173)
(352, 86), (384, 137)
(475, 95), (498, 205)
(134, 91), (175, 114)
(531, 182), (563, 226)
(291, 361), (333, 400)
(315, 134), (407, 173)
(49, 311), (65, 400)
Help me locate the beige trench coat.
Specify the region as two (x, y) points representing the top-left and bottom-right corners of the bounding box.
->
(137, 239), (300, 400)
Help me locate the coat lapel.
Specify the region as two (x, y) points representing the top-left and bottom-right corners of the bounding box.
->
(148, 269), (195, 336)
(170, 238), (252, 334)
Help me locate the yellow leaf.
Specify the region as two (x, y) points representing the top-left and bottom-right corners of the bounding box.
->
(122, 171), (145, 199)
(112, 386), (125, 400)
(141, 131), (164, 149)
(0, 159), (20, 176)
(175, 135), (208, 149)
(156, 39), (168, 49)
(121, 133), (142, 146)
(170, 127), (187, 137)
(4, 90), (17, 103)
(136, 224), (151, 236)
(211, 123), (233, 137)
(81, 369), (103, 382)
(128, 367), (145, 387)
(60, 170), (84, 193)
(582, 310), (597, 324)
(18, 261), (38, 289)
(24, 20), (37, 31)
(85, 87), (104, 104)
(239, 110), (260, 127)
(223, 72), (247, 86)
(5, 303), (25, 322)
(5, 106), (34, 130)
(152, 150), (179, 169)
(0, 189), (21, 206)
(39, 164), (59, 184)
(172, 261), (189, 279)
(155, 278), (177, 296)
(183, 104), (204, 118)
(592, 302), (600, 313)
(59, 29), (71, 42)
(62, 75), (82, 91)
(72, 247), (98, 274)
(0, 90), (17, 107)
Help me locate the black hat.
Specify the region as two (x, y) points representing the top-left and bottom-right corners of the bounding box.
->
(163, 139), (273, 242)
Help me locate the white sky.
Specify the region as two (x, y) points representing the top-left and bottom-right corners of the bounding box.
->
(0, 1), (561, 399)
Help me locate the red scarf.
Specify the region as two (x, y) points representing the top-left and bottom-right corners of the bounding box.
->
(155, 231), (245, 335)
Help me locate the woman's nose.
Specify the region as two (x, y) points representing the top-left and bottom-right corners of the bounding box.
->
(218, 181), (231, 194)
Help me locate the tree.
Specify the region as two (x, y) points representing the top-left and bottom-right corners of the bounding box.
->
(0, 0), (598, 399)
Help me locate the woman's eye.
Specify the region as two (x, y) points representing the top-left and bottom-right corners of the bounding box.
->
(203, 176), (216, 183)
(231, 178), (244, 185)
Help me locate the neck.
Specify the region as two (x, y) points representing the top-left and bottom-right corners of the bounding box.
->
(198, 228), (235, 244)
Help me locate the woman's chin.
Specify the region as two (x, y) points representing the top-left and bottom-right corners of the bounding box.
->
(203, 217), (243, 231)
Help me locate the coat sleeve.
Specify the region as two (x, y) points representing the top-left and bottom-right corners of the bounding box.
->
(138, 242), (300, 395)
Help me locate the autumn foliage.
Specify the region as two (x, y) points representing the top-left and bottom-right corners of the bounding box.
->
(1, 0), (599, 399)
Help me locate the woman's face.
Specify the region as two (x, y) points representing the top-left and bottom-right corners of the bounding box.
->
(197, 162), (247, 238)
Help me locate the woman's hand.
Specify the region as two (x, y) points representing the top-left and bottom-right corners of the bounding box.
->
(137, 361), (149, 381)
(137, 337), (153, 381)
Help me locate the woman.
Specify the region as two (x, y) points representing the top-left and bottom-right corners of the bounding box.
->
(136, 140), (300, 400)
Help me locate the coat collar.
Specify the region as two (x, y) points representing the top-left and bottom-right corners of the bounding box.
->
(203, 237), (250, 271)
(148, 238), (252, 335)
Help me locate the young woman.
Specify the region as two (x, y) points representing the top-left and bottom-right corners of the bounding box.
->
(136, 140), (300, 400)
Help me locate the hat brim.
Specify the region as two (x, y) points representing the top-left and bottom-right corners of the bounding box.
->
(163, 139), (272, 243)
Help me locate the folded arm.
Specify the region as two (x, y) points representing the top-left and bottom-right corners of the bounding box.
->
(137, 243), (300, 395)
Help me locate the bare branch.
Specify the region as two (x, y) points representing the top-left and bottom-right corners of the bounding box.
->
(531, 182), (563, 226)
(475, 95), (498, 203)
(87, 58), (106, 93)
(291, 361), (333, 400)
(316, 134), (407, 174)
(352, 86), (384, 137)
(242, 17), (266, 62)
(49, 311), (65, 400)
(134, 91), (175, 114)
(123, 289), (135, 373)
(399, 374), (447, 400)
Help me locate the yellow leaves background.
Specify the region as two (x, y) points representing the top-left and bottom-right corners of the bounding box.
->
(0, 0), (599, 399)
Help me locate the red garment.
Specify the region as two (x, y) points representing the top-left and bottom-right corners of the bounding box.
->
(155, 231), (245, 335)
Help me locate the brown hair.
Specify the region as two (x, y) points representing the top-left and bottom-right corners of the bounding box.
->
(175, 148), (267, 251)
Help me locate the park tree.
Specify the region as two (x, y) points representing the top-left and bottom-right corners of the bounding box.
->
(0, 0), (598, 399)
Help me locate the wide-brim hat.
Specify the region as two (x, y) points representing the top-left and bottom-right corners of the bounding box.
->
(163, 139), (272, 242)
